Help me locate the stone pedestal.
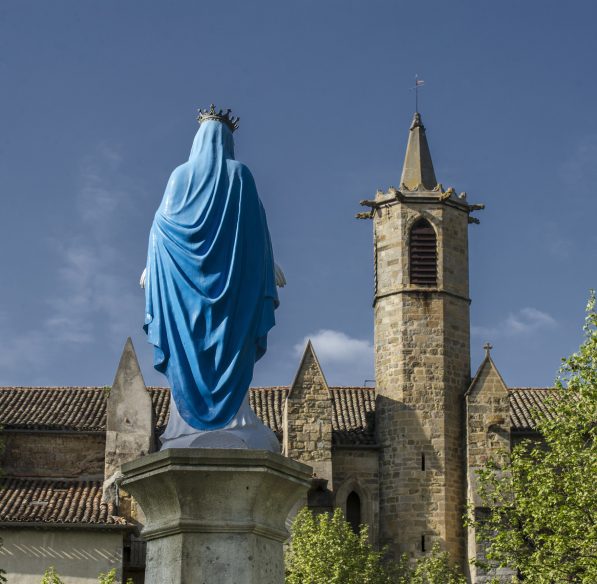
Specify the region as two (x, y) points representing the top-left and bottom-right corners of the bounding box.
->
(121, 449), (312, 584)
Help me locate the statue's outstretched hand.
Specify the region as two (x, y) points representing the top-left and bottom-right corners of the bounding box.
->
(140, 268), (147, 289)
(274, 263), (286, 288)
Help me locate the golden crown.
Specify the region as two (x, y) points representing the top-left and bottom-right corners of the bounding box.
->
(197, 104), (240, 133)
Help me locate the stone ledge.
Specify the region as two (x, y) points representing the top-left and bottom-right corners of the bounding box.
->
(142, 519), (288, 542)
(121, 447), (311, 480)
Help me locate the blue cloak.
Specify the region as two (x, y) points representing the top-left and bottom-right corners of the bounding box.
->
(144, 120), (278, 430)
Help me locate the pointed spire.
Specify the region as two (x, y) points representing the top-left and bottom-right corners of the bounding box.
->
(400, 112), (438, 191)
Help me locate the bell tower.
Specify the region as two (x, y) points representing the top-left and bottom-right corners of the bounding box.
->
(358, 112), (482, 563)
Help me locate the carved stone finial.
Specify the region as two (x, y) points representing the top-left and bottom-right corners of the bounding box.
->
(410, 112), (424, 130)
(197, 104), (240, 133)
(483, 342), (493, 355)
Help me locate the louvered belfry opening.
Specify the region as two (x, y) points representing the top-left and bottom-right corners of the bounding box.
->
(409, 218), (437, 286)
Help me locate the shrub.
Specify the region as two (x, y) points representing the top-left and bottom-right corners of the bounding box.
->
(41, 567), (65, 584)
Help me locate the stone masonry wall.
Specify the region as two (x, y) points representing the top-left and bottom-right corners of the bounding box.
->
(283, 342), (333, 486)
(1, 432), (105, 478)
(374, 197), (470, 565)
(332, 449), (380, 544)
(465, 357), (513, 584)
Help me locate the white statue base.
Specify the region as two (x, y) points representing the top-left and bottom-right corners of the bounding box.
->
(121, 449), (312, 584)
(160, 394), (280, 452)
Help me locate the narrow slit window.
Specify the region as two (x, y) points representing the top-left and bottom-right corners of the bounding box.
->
(346, 491), (362, 534)
(409, 219), (437, 286)
(421, 453), (426, 471)
(421, 534), (426, 552)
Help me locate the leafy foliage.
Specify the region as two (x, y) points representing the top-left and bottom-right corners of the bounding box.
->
(41, 567), (65, 584)
(286, 507), (394, 584)
(38, 566), (132, 584)
(286, 507), (466, 584)
(97, 568), (134, 584)
(97, 569), (118, 584)
(397, 544), (466, 584)
(470, 292), (597, 583)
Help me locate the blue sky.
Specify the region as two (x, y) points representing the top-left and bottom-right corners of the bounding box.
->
(1, 1), (596, 389)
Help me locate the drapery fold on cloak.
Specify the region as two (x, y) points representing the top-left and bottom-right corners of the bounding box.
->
(144, 120), (278, 430)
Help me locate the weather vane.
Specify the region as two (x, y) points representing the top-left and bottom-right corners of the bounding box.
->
(411, 74), (425, 112)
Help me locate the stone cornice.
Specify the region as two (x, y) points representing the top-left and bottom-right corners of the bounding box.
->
(374, 287), (471, 307)
(121, 448), (312, 481)
(357, 188), (484, 219)
(142, 519), (288, 543)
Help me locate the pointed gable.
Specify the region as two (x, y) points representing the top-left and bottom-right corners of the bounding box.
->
(284, 341), (334, 486)
(466, 348), (508, 403)
(287, 340), (330, 400)
(465, 345), (511, 469)
(104, 338), (155, 484)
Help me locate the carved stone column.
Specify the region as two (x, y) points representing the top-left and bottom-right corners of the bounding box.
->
(121, 449), (312, 584)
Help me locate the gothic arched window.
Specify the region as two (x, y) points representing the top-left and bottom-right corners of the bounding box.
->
(346, 491), (361, 533)
(409, 218), (437, 286)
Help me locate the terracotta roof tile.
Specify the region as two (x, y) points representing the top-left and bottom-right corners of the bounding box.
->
(148, 387), (170, 433)
(249, 387), (288, 437)
(0, 478), (127, 526)
(0, 385), (379, 445)
(509, 388), (558, 431)
(1, 385), (553, 440)
(0, 387), (107, 431)
(330, 387), (376, 445)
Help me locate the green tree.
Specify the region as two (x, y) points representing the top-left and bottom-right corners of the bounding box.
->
(285, 507), (466, 584)
(98, 569), (118, 584)
(41, 566), (65, 584)
(97, 568), (134, 584)
(400, 544), (466, 584)
(470, 293), (597, 583)
(285, 507), (394, 584)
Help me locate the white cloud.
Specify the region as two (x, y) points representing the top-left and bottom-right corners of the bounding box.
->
(472, 307), (556, 339)
(0, 144), (140, 379)
(46, 145), (139, 344)
(293, 329), (374, 386)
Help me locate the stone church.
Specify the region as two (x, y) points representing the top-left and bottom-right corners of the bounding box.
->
(0, 112), (556, 583)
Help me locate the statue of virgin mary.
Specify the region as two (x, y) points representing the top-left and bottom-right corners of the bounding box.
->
(142, 106), (284, 452)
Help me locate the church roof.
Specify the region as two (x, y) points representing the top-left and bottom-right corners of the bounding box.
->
(330, 386), (376, 445)
(509, 387), (559, 432)
(0, 385), (554, 441)
(0, 386), (108, 432)
(0, 477), (128, 528)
